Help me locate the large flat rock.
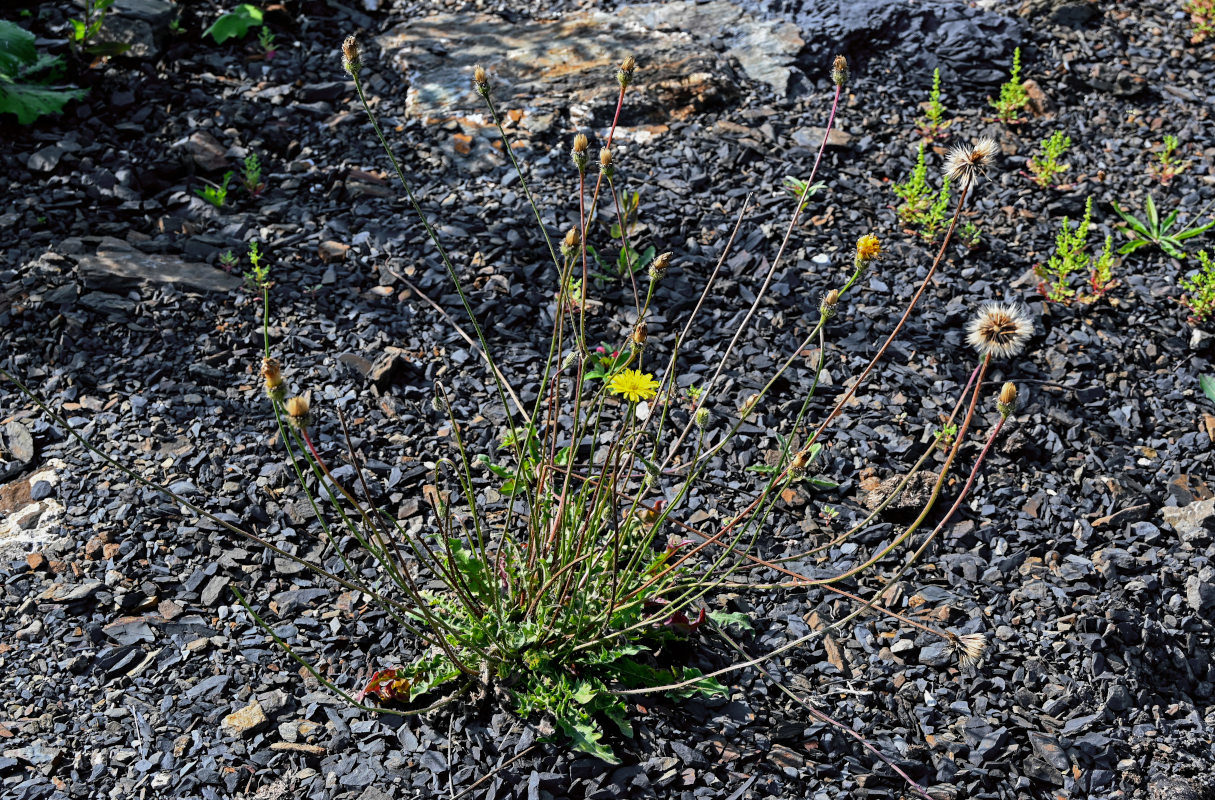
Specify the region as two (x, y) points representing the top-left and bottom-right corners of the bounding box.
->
(77, 237), (242, 294)
(374, 1), (803, 125)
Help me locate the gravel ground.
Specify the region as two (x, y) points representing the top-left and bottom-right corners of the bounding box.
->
(2, 0), (1214, 798)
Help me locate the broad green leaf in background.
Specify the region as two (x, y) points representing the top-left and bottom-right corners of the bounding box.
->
(204, 4), (265, 44)
(0, 21), (88, 125)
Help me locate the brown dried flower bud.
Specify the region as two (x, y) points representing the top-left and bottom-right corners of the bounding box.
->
(832, 55), (849, 87)
(618, 55), (636, 88)
(561, 226), (581, 259)
(572, 133), (590, 173)
(649, 251), (671, 281)
(790, 448), (813, 473)
(261, 357), (286, 402)
(342, 35), (362, 77)
(473, 65), (489, 96)
(997, 381), (1018, 418)
(631, 322), (648, 348)
(284, 395), (311, 429)
(598, 147), (614, 179)
(820, 289), (840, 319)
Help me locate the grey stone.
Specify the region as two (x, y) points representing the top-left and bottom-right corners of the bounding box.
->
(918, 641), (952, 666)
(178, 131), (230, 172)
(114, 0), (175, 27)
(1028, 731), (1070, 770)
(77, 238), (241, 294)
(200, 576), (230, 607)
(1185, 575), (1215, 613)
(1161, 499), (1215, 544)
(1105, 683), (1133, 712)
(94, 16), (157, 59)
(27, 146), (64, 172)
(2, 421), (35, 467)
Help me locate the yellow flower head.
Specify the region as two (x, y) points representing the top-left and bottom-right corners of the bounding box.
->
(607, 369), (659, 404)
(855, 234), (881, 264)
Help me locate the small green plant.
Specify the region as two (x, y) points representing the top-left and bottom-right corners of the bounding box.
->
(1150, 135), (1190, 184)
(989, 46), (1029, 123)
(219, 250), (239, 273)
(960, 221), (981, 249)
(195, 171), (233, 208)
(916, 68), (951, 140)
(68, 0), (110, 45)
(204, 4), (264, 44)
(893, 142), (952, 241)
(0, 20), (87, 124)
(169, 17), (184, 35)
(243, 241), (268, 291)
(1187, 0), (1215, 43)
(1180, 250), (1215, 323)
(782, 176), (826, 214)
(1111, 195), (1215, 259)
(1028, 130), (1071, 187)
(257, 25), (277, 58)
(241, 153), (265, 197)
(1035, 197), (1118, 304)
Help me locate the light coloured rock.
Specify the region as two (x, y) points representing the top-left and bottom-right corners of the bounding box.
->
(374, 1), (803, 127)
(1161, 499), (1215, 543)
(221, 701), (269, 737)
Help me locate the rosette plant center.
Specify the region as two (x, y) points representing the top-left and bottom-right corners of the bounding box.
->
(3, 41), (1025, 775)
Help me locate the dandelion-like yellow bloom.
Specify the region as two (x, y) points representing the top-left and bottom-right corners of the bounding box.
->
(856, 234), (881, 263)
(607, 369), (659, 403)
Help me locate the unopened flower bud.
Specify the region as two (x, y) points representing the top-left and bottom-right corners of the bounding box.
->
(790, 448), (813, 475)
(617, 55), (636, 88)
(694, 406), (710, 429)
(261, 357), (286, 402)
(561, 350), (580, 370)
(649, 251), (671, 281)
(285, 395), (311, 429)
(572, 133), (590, 174)
(997, 381), (1018, 418)
(561, 227), (581, 259)
(473, 65), (489, 96)
(599, 147), (614, 178)
(740, 393), (759, 418)
(431, 393), (447, 414)
(342, 35), (362, 77)
(831, 55), (849, 87)
(819, 289), (840, 319)
(631, 322), (648, 349)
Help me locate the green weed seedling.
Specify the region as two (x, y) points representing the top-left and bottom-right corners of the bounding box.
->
(990, 46), (1029, 124)
(1181, 250), (1215, 323)
(893, 142), (952, 242)
(0, 21), (87, 124)
(1028, 130), (1071, 188)
(916, 68), (951, 141)
(1035, 197), (1118, 304)
(1150, 135), (1190, 185)
(1188, 0), (1215, 43)
(783, 175), (826, 215)
(195, 171), (233, 208)
(241, 153), (265, 197)
(1112, 195), (1215, 259)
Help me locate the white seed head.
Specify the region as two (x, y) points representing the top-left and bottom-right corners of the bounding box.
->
(966, 302), (1033, 359)
(945, 137), (999, 193)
